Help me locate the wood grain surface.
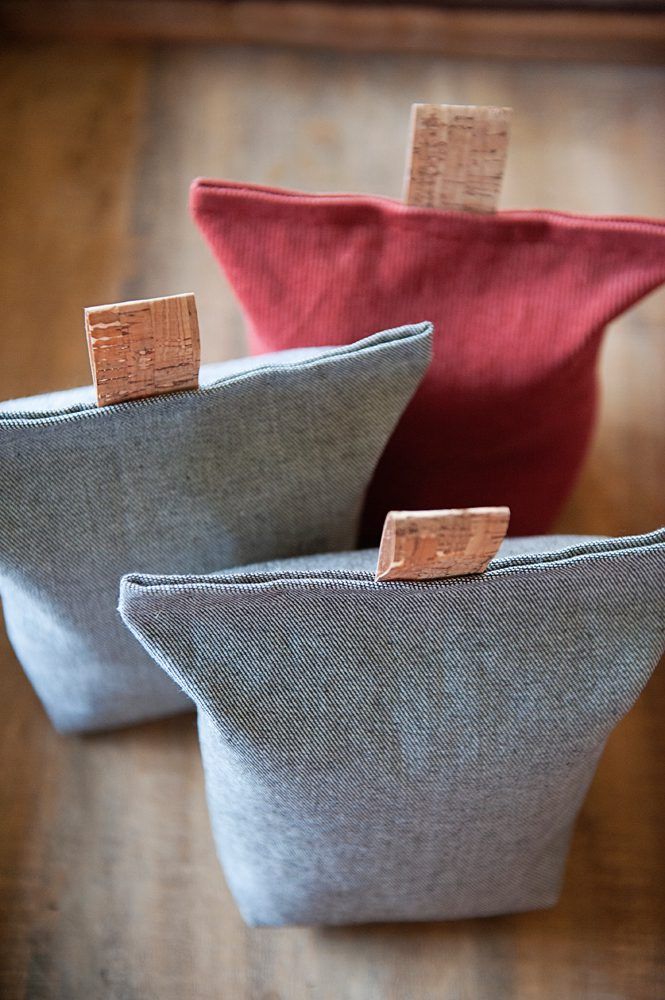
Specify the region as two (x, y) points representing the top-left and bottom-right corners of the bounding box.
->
(403, 104), (512, 212)
(375, 508), (511, 581)
(0, 41), (664, 1000)
(85, 294), (200, 406)
(2, 2), (665, 65)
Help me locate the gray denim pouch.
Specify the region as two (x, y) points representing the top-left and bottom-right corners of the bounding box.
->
(0, 323), (432, 732)
(120, 531), (665, 926)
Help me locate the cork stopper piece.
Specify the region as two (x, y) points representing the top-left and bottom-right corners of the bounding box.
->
(403, 104), (512, 213)
(85, 293), (200, 407)
(375, 507), (511, 582)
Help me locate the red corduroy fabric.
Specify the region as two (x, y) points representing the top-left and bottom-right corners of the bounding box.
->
(191, 179), (665, 541)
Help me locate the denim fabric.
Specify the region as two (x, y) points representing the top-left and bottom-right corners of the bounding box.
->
(0, 323), (432, 732)
(120, 531), (665, 926)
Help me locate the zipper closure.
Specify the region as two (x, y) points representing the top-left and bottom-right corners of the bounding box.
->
(194, 178), (665, 232)
(0, 323), (431, 427)
(123, 530), (665, 595)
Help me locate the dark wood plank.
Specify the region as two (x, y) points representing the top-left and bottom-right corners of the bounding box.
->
(1, 1), (665, 64)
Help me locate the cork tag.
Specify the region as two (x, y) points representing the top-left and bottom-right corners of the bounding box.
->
(85, 293), (200, 407)
(375, 507), (511, 582)
(403, 104), (512, 213)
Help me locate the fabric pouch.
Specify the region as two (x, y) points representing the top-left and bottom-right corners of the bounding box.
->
(0, 323), (431, 732)
(120, 530), (665, 927)
(191, 179), (665, 540)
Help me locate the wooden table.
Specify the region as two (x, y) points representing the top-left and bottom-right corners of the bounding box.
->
(1, 41), (663, 1000)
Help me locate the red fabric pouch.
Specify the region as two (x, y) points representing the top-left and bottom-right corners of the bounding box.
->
(191, 179), (665, 541)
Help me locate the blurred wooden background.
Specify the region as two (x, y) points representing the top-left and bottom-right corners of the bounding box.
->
(0, 34), (664, 1000)
(2, 2), (665, 63)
